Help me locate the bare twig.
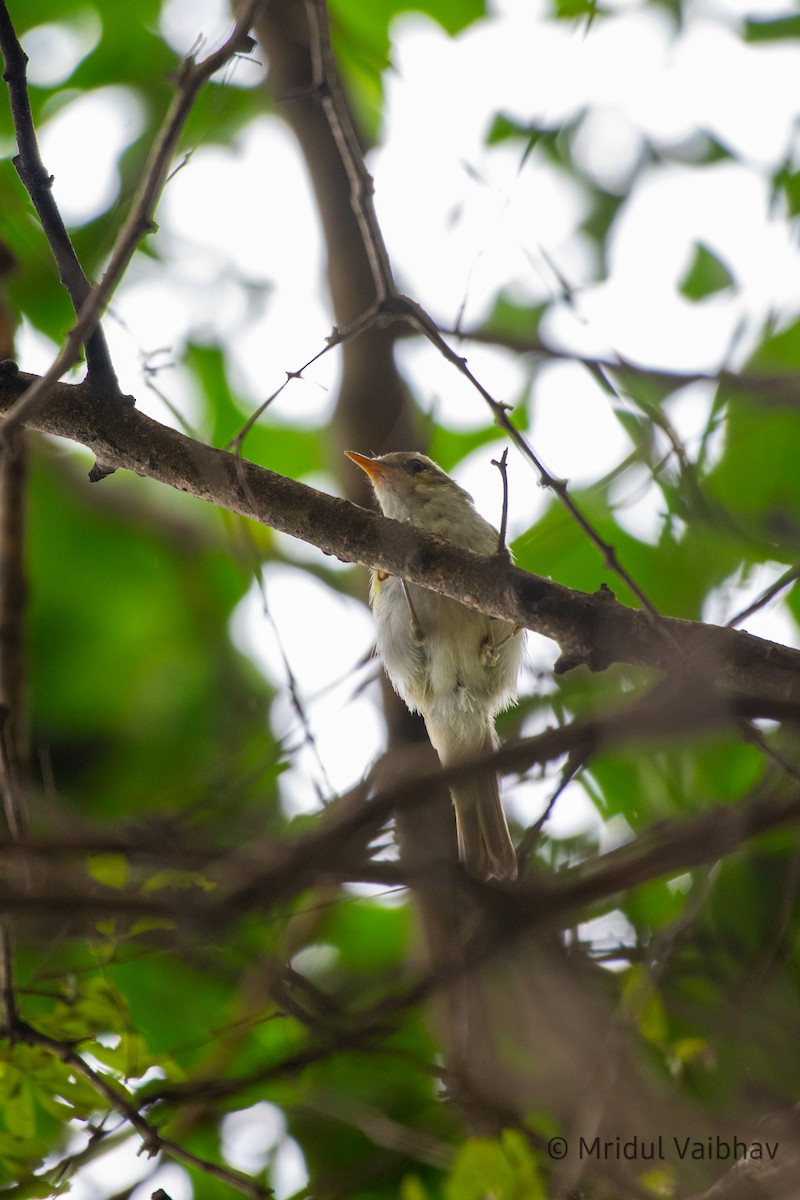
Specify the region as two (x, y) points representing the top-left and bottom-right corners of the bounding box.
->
(177, 686), (800, 928)
(254, 561), (338, 800)
(445, 323), (800, 407)
(0, 923), (16, 1031)
(296, 7), (674, 630)
(0, 2), (118, 388)
(515, 749), (588, 870)
(738, 719), (800, 786)
(0, 1), (261, 443)
(225, 304), (380, 450)
(589, 355), (718, 534)
(47, 1123), (129, 1189)
(402, 294), (673, 625)
(305, 0), (395, 302)
(491, 447), (511, 552)
(301, 1087), (453, 1168)
(727, 564), (800, 628)
(9, 1020), (271, 1199)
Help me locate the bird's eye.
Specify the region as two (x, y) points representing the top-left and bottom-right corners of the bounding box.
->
(405, 458), (428, 475)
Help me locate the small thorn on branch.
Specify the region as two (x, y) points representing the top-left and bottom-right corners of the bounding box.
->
(87, 460), (116, 483)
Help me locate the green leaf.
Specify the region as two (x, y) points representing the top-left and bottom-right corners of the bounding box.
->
(446, 1132), (545, 1200)
(401, 1177), (432, 1200)
(678, 242), (735, 300)
(708, 420), (800, 542)
(87, 853), (129, 890)
(773, 164), (800, 218)
(748, 314), (800, 370)
(622, 966), (669, 1046)
(482, 292), (548, 343)
(581, 187), (626, 248)
(743, 14), (800, 41)
(485, 114), (551, 171)
(553, 0), (603, 21)
(0, 1077), (35, 1142)
(141, 868), (217, 895)
(671, 1036), (709, 1064)
(640, 1167), (677, 1197)
(485, 112), (535, 147)
(89, 1031), (150, 1078)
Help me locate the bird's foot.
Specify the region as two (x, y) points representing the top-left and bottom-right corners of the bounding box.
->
(480, 625), (522, 665)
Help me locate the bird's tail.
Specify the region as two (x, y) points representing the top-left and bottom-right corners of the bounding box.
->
(425, 712), (517, 883)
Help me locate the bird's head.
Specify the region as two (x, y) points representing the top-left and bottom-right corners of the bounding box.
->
(345, 450), (473, 524)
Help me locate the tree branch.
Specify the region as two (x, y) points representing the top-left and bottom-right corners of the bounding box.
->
(11, 1020), (271, 1198)
(1, 366), (798, 704)
(0, 687), (799, 942)
(0, 1), (260, 444)
(0, 1), (118, 389)
(446, 323), (800, 407)
(305, 0), (396, 303)
(262, 0), (669, 625)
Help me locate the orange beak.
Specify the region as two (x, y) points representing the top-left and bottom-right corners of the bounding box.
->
(345, 451), (388, 485)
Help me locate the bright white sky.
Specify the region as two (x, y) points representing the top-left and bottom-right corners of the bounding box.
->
(16, 0), (800, 1194)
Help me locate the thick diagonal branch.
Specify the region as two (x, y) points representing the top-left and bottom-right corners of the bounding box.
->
(1, 368), (799, 706)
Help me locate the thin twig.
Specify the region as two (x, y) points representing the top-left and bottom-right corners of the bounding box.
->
(254, 562), (338, 801)
(593, 358), (716, 528)
(0, 1), (261, 444)
(47, 1122), (128, 1189)
(445, 323), (800, 407)
(301, 1087), (453, 1169)
(296, 4), (672, 627)
(0, 2), (118, 388)
(402, 294), (673, 626)
(305, 0), (395, 302)
(515, 749), (588, 870)
(0, 705), (24, 840)
(491, 447), (511, 552)
(738, 720), (800, 786)
(295, 8), (774, 668)
(10, 1020), (271, 1199)
(140, 778), (800, 1121)
(0, 923), (16, 1030)
(401, 579), (426, 643)
(727, 564), (800, 628)
(225, 303), (379, 450)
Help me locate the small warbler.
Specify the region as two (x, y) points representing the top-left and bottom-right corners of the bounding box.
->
(346, 450), (524, 882)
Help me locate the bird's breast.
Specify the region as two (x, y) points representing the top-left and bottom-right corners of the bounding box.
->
(371, 576), (521, 717)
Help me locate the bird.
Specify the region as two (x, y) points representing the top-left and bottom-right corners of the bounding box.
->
(345, 450), (524, 882)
